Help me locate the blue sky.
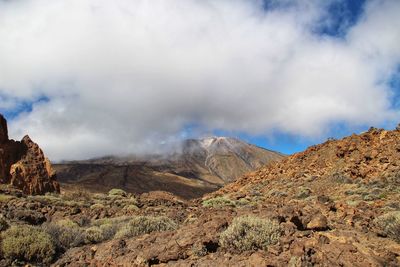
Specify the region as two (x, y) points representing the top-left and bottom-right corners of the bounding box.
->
(0, 0), (399, 160)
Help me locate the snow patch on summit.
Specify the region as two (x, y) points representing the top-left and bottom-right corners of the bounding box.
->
(199, 137), (230, 150)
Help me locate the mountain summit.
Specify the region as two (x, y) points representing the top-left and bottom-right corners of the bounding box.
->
(55, 137), (283, 198)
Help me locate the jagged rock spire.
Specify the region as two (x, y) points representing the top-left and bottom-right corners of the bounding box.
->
(0, 113), (59, 194)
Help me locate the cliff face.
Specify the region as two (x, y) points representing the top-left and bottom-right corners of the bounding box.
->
(0, 115), (59, 195)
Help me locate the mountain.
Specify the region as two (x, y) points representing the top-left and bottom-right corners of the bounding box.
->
(50, 126), (400, 266)
(2, 127), (400, 266)
(54, 137), (284, 199)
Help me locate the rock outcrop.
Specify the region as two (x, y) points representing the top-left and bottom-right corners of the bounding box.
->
(0, 114), (59, 194)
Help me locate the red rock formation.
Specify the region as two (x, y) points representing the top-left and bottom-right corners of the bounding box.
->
(0, 114), (59, 194)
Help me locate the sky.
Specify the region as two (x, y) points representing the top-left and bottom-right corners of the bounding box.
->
(0, 0), (399, 160)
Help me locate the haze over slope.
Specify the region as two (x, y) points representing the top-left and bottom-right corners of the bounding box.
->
(55, 137), (283, 199)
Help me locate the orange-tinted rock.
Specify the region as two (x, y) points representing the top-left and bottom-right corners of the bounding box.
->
(0, 114), (59, 195)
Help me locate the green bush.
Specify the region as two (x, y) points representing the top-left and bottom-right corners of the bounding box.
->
(202, 197), (235, 208)
(0, 194), (13, 203)
(56, 219), (80, 228)
(1, 225), (55, 264)
(108, 188), (127, 197)
(374, 212), (400, 243)
(84, 226), (105, 244)
(219, 215), (281, 252)
(114, 196), (139, 208)
(100, 224), (117, 240)
(90, 203), (106, 210)
(123, 204), (140, 212)
(87, 216), (131, 241)
(42, 220), (84, 251)
(115, 216), (177, 239)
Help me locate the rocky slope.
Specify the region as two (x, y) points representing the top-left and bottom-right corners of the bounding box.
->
(55, 137), (283, 199)
(0, 114), (59, 195)
(216, 126), (400, 197)
(54, 126), (400, 266)
(0, 127), (399, 266)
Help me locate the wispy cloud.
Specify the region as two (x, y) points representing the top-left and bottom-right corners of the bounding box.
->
(0, 0), (399, 160)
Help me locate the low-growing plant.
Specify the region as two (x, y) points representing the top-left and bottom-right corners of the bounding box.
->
(0, 214), (9, 231)
(219, 215), (281, 252)
(191, 243), (207, 257)
(0, 194), (13, 203)
(1, 225), (55, 264)
(90, 203), (106, 210)
(82, 216), (132, 244)
(202, 197), (236, 208)
(84, 226), (105, 244)
(28, 194), (61, 205)
(115, 216), (177, 239)
(56, 219), (80, 228)
(62, 190), (92, 202)
(236, 198), (250, 206)
(108, 188), (127, 197)
(123, 204), (140, 212)
(374, 212), (400, 243)
(296, 187), (312, 199)
(42, 220), (84, 251)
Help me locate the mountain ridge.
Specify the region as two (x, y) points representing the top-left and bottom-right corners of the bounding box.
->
(54, 136), (284, 198)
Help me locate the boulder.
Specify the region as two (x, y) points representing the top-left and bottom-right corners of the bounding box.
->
(0, 114), (59, 195)
(307, 214), (329, 231)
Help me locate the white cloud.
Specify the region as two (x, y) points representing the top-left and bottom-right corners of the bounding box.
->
(0, 0), (399, 160)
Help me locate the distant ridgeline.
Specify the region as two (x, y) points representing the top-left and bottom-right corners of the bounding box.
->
(55, 137), (284, 199)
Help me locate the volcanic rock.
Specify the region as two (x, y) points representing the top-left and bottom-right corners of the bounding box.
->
(0, 114), (59, 195)
(306, 214), (328, 231)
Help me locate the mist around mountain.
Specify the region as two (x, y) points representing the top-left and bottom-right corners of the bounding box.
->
(54, 137), (284, 199)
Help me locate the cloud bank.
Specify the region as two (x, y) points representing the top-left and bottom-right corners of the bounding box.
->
(0, 0), (399, 160)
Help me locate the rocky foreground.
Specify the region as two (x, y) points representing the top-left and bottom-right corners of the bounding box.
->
(0, 127), (399, 266)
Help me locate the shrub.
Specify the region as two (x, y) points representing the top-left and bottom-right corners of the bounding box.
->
(296, 187), (311, 199)
(42, 219), (84, 251)
(115, 216), (177, 239)
(191, 243), (207, 257)
(0, 215), (9, 231)
(374, 212), (400, 243)
(62, 190), (91, 202)
(56, 219), (80, 228)
(114, 196), (139, 208)
(236, 198), (250, 206)
(0, 194), (13, 203)
(84, 226), (105, 244)
(1, 225), (55, 264)
(219, 215), (281, 252)
(202, 197), (235, 208)
(90, 203), (105, 210)
(108, 188), (127, 197)
(123, 204), (139, 212)
(98, 224), (116, 241)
